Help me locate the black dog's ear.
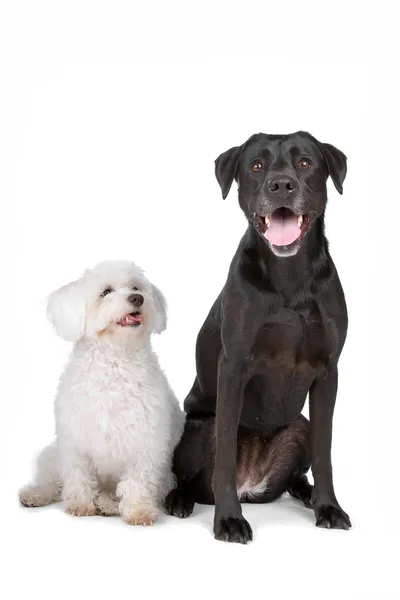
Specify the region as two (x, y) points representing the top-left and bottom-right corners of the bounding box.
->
(321, 143), (347, 195)
(214, 145), (242, 199)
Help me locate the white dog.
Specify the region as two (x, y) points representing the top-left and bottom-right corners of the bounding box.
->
(19, 260), (184, 526)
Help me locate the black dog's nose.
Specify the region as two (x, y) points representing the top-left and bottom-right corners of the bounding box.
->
(268, 176), (297, 196)
(128, 293), (144, 307)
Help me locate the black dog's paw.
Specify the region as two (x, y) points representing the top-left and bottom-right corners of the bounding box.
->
(314, 505), (351, 530)
(214, 516), (253, 544)
(165, 488), (194, 519)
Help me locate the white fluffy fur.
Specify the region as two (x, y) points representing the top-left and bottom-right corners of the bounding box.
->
(20, 260), (184, 525)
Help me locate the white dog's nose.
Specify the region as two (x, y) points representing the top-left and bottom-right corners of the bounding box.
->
(128, 293), (144, 308)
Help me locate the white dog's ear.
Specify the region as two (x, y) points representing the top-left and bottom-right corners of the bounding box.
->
(47, 278), (87, 341)
(151, 284), (167, 334)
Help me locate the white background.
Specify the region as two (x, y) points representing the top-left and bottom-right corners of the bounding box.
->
(1, 1), (399, 599)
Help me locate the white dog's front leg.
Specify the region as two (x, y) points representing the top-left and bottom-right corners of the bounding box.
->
(117, 469), (162, 526)
(60, 450), (98, 517)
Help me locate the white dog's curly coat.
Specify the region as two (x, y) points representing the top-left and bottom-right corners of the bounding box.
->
(19, 261), (184, 525)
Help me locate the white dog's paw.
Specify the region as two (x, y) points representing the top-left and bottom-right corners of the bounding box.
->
(64, 499), (97, 517)
(121, 503), (159, 526)
(19, 485), (50, 508)
(95, 493), (119, 516)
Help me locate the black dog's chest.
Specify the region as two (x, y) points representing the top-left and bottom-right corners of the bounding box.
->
(241, 306), (331, 429)
(252, 304), (330, 363)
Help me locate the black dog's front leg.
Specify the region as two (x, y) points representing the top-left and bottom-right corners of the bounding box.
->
(212, 357), (253, 544)
(309, 365), (351, 529)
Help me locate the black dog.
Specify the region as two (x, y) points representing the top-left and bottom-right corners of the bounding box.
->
(166, 131), (351, 543)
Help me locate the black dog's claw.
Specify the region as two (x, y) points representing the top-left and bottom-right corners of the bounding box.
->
(165, 488), (194, 519)
(214, 516), (253, 544)
(314, 505), (351, 530)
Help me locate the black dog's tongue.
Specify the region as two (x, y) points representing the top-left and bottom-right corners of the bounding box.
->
(264, 212), (301, 246)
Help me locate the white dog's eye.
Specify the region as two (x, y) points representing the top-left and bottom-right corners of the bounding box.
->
(132, 287), (138, 291)
(100, 288), (112, 297)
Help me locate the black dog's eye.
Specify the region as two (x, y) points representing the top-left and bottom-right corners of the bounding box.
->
(100, 288), (112, 297)
(298, 158), (312, 169)
(251, 161), (263, 173)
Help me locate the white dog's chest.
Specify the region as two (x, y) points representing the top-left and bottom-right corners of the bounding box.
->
(82, 391), (148, 472)
(56, 354), (170, 476)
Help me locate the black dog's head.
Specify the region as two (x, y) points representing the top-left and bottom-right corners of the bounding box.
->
(215, 131), (347, 257)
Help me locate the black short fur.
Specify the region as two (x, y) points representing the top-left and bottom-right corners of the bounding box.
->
(166, 131), (351, 543)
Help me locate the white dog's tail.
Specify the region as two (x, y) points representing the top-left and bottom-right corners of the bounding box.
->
(19, 443), (62, 507)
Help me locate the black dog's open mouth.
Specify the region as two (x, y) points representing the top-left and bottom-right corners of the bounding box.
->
(117, 311), (142, 327)
(258, 208), (310, 247)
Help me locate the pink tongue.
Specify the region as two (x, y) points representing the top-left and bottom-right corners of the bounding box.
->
(119, 313), (141, 326)
(264, 213), (301, 247)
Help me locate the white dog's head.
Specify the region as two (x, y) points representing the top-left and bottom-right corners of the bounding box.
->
(47, 261), (167, 343)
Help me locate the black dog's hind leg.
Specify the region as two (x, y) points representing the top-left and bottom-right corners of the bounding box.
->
(165, 485), (195, 519)
(286, 470), (313, 508)
(165, 413), (215, 518)
(284, 415), (313, 508)
(240, 415), (312, 507)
